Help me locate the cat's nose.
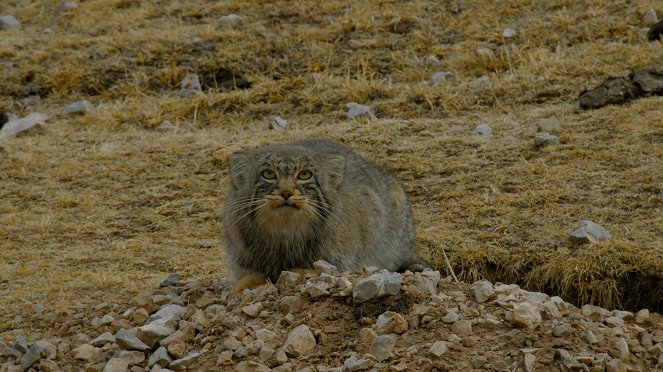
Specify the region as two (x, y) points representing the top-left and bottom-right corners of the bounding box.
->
(280, 190), (292, 200)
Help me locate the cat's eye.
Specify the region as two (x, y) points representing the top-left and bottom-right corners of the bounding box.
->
(261, 169), (276, 180)
(297, 170), (313, 180)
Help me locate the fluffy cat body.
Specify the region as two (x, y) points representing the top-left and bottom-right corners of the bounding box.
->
(223, 139), (426, 286)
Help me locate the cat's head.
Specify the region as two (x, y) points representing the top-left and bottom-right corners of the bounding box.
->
(226, 146), (345, 228)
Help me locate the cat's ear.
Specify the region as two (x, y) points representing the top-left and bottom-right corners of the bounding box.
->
(228, 151), (255, 189)
(318, 154), (345, 191)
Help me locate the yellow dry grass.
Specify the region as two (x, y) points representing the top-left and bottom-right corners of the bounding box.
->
(1, 0), (662, 337)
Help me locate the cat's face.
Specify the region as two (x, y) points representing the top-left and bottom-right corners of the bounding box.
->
(226, 147), (345, 231)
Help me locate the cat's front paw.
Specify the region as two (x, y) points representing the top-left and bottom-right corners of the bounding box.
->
(233, 274), (267, 293)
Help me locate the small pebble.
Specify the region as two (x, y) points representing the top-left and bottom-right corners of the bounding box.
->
(569, 220), (611, 245)
(473, 124), (493, 136)
(64, 100), (95, 115)
(534, 133), (560, 146)
(503, 28), (518, 38)
(0, 15), (21, 29)
(219, 14), (242, 28)
(345, 102), (377, 121)
(643, 9), (658, 26)
(430, 71), (453, 84)
(269, 116), (288, 130)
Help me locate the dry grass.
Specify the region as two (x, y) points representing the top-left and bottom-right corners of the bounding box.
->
(1, 0), (662, 336)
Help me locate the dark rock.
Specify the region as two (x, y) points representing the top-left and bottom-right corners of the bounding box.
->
(647, 19), (663, 41)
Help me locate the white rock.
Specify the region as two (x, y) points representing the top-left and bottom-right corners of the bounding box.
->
(180, 74), (202, 96)
(635, 309), (650, 323)
(148, 346), (172, 367)
(366, 334), (397, 362)
(147, 304), (186, 323)
(473, 124), (493, 136)
(511, 302), (542, 330)
(616, 337), (630, 360)
(471, 280), (495, 302)
(59, 2), (79, 11)
(219, 14), (242, 28)
(343, 355), (373, 371)
(345, 102), (377, 121)
(570, 220), (611, 244)
(476, 48), (495, 58)
(503, 28), (517, 38)
(137, 316), (177, 347)
(0, 113), (48, 139)
(156, 120), (177, 132)
(64, 100), (95, 115)
(353, 272), (402, 304)
(0, 15), (21, 29)
(102, 358), (128, 372)
(429, 341), (448, 357)
(283, 324), (316, 357)
(430, 71), (452, 84)
(269, 116), (288, 130)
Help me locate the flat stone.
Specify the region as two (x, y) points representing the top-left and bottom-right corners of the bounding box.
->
(235, 360), (270, 372)
(511, 303), (542, 330)
(169, 351), (204, 370)
(147, 304), (186, 324)
(103, 358), (129, 372)
(472, 280), (495, 302)
(429, 341), (448, 357)
(346, 102), (377, 121)
(158, 274), (183, 287)
(116, 329), (149, 351)
(570, 220), (611, 245)
(64, 100), (95, 115)
(534, 133), (560, 147)
(343, 355), (373, 371)
(91, 332), (115, 347)
(375, 311), (408, 335)
(366, 334), (397, 362)
(353, 272), (403, 304)
(148, 347), (173, 367)
(219, 14), (242, 27)
(441, 311), (460, 324)
(0, 15), (21, 29)
(137, 316), (178, 348)
(283, 324), (316, 357)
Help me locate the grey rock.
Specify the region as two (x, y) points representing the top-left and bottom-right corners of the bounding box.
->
(523, 352), (537, 372)
(283, 324), (316, 357)
(472, 280), (495, 302)
(430, 71), (452, 84)
(375, 311), (408, 336)
(159, 274), (183, 287)
(503, 28), (518, 38)
(366, 334), (397, 362)
(103, 358), (129, 372)
(218, 14), (242, 28)
(581, 304), (611, 321)
(306, 274), (337, 298)
(64, 100), (95, 115)
(473, 124), (493, 136)
(612, 310), (634, 322)
(441, 311), (460, 324)
(278, 296), (305, 313)
(1, 346), (21, 359)
(534, 133), (560, 146)
(148, 347), (172, 367)
(555, 349), (584, 370)
(606, 316), (625, 328)
(0, 15), (21, 29)
(511, 302), (542, 330)
(137, 316), (177, 348)
(13, 336), (29, 354)
(91, 332), (115, 347)
(156, 120), (177, 132)
(585, 330), (599, 344)
(268, 116), (288, 130)
(169, 350), (204, 370)
(353, 272), (403, 304)
(606, 358), (627, 372)
(147, 304), (186, 324)
(71, 344), (103, 362)
(343, 355), (373, 371)
(116, 329), (149, 351)
(570, 220), (611, 245)
(31, 304), (44, 314)
(20, 341), (56, 369)
(552, 323), (572, 337)
(59, 2), (79, 11)
(276, 271), (301, 289)
(450, 320), (472, 336)
(0, 112), (47, 139)
(429, 341), (448, 357)
(180, 74), (202, 96)
(241, 302), (263, 318)
(346, 102), (377, 121)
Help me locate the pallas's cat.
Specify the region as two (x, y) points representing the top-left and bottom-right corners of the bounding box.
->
(222, 139), (427, 291)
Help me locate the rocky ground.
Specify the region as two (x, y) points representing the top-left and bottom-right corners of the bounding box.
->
(1, 262), (662, 371)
